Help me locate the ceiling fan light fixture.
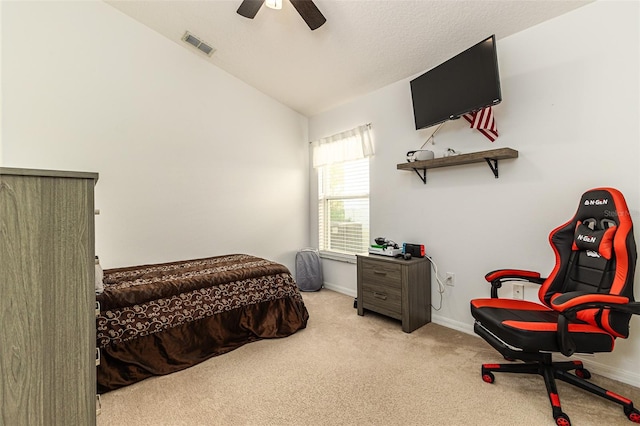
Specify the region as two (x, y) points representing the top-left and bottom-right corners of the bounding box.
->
(237, 0), (326, 30)
(265, 0), (282, 10)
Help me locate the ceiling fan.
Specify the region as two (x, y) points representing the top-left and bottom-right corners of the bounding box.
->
(237, 0), (326, 31)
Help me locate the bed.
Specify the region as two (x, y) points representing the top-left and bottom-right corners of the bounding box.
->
(96, 254), (309, 393)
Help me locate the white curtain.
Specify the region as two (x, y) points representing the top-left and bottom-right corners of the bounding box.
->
(311, 124), (374, 168)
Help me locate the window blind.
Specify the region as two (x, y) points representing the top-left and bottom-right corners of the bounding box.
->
(318, 158), (370, 255)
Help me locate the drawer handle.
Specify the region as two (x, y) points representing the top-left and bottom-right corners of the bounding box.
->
(373, 270), (387, 276)
(373, 291), (387, 300)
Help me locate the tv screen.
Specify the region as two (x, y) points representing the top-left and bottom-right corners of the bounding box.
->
(410, 35), (501, 130)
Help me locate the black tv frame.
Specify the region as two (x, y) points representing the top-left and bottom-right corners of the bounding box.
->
(410, 35), (502, 130)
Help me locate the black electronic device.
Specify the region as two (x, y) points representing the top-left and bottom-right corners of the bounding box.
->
(410, 35), (502, 130)
(403, 243), (425, 258)
(374, 237), (388, 246)
(373, 237), (399, 249)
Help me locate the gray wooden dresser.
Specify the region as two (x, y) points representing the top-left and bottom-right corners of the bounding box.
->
(0, 167), (98, 425)
(356, 254), (431, 333)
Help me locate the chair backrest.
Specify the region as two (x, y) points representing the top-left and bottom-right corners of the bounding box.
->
(539, 187), (637, 338)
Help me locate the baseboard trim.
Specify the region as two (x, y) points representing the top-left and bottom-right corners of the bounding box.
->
(431, 313), (474, 335)
(322, 281), (357, 298)
(325, 288), (640, 388)
(572, 356), (640, 388)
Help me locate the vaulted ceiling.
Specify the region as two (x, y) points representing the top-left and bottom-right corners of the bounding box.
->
(106, 0), (592, 117)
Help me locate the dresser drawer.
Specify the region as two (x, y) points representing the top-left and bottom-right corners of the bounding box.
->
(360, 258), (402, 288)
(362, 282), (401, 319)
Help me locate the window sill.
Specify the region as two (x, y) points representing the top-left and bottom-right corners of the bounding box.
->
(319, 251), (358, 264)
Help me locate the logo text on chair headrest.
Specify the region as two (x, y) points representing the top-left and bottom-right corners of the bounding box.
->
(576, 234), (597, 243)
(584, 198), (609, 206)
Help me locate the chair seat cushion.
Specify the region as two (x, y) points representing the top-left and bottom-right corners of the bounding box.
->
(471, 298), (615, 353)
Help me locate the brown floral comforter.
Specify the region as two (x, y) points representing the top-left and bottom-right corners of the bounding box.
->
(96, 254), (309, 392)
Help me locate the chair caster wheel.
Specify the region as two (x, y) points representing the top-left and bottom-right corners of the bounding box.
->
(624, 406), (640, 423)
(575, 368), (591, 379)
(481, 372), (495, 384)
(554, 412), (571, 426)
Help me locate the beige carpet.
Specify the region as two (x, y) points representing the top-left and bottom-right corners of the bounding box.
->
(97, 290), (640, 425)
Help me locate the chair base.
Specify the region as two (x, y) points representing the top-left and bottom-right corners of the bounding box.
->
(475, 322), (640, 425)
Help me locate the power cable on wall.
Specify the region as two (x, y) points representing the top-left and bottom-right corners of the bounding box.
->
(425, 255), (447, 311)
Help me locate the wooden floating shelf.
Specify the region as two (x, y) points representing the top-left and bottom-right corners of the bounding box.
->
(396, 147), (518, 184)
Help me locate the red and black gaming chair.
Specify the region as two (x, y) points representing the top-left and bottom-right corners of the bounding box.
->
(470, 187), (640, 426)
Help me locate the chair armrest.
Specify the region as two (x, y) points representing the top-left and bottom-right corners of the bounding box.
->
(550, 291), (630, 312)
(553, 293), (640, 357)
(484, 269), (546, 298)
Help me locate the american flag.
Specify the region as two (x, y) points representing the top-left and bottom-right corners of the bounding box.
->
(463, 107), (498, 142)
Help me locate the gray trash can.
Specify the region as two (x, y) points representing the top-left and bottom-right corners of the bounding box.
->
(295, 248), (323, 291)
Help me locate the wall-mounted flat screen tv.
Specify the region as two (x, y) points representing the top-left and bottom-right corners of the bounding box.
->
(410, 35), (501, 130)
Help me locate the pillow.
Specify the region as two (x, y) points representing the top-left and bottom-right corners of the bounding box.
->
(95, 256), (104, 294)
(572, 220), (616, 260)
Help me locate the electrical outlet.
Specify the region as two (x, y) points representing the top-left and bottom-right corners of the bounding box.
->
(445, 272), (455, 286)
(513, 284), (524, 300)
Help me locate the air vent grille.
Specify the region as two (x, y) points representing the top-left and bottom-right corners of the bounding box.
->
(182, 31), (215, 57)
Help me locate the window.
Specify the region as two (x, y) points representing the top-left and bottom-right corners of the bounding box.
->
(318, 158), (370, 255)
(313, 124), (373, 257)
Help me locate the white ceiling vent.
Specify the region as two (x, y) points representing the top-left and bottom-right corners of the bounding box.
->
(182, 31), (215, 57)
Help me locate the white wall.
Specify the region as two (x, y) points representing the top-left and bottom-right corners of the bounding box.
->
(309, 0), (640, 386)
(1, 1), (309, 272)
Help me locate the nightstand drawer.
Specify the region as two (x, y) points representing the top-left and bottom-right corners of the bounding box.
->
(362, 282), (401, 319)
(360, 258), (402, 288)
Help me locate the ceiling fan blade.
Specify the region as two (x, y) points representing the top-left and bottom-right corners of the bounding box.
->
(237, 0), (265, 19)
(290, 0), (326, 30)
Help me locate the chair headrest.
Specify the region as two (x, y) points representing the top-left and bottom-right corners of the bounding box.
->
(575, 188), (631, 228)
(572, 219), (616, 259)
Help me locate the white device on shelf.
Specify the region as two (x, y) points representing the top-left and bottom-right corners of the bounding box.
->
(369, 237), (402, 257)
(406, 149), (435, 162)
(368, 246), (403, 257)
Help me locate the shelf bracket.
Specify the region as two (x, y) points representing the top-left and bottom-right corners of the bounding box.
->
(412, 167), (427, 184)
(485, 158), (499, 178)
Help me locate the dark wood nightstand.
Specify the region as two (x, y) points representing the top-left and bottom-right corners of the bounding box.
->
(356, 254), (431, 333)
